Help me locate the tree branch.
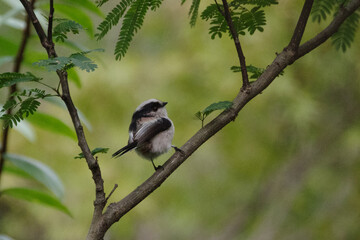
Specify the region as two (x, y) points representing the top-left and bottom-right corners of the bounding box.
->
(47, 0), (54, 43)
(221, 0), (250, 89)
(297, 0), (360, 59)
(16, 0), (360, 239)
(287, 0), (314, 52)
(85, 1), (360, 238)
(18, 0), (107, 231)
(0, 0), (35, 185)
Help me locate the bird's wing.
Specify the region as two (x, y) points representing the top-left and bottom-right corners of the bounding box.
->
(112, 118), (171, 158)
(134, 117), (171, 144)
(112, 141), (137, 158)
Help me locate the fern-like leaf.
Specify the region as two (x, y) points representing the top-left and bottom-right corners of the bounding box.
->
(189, 0), (201, 27)
(241, 7), (266, 35)
(115, 0), (150, 60)
(53, 18), (84, 42)
(149, 0), (163, 11)
(331, 11), (360, 52)
(230, 0), (278, 8)
(200, 4), (219, 21)
(311, 0), (336, 23)
(96, 0), (110, 7)
(0, 88), (51, 128)
(0, 72), (42, 88)
(96, 0), (134, 41)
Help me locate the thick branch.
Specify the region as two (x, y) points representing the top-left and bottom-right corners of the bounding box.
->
(86, 1), (360, 238)
(221, 0), (250, 88)
(0, 0), (35, 185)
(287, 0), (314, 52)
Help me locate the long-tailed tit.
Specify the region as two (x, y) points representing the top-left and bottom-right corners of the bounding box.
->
(112, 99), (181, 170)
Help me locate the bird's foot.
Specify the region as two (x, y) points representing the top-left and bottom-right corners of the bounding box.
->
(172, 145), (185, 155)
(151, 159), (164, 171)
(154, 165), (164, 171)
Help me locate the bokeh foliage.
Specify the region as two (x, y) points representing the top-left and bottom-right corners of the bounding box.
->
(1, 0), (360, 240)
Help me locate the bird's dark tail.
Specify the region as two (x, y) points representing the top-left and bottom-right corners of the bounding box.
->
(112, 141), (137, 158)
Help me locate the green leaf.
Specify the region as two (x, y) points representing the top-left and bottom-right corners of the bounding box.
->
(33, 49), (104, 72)
(60, 0), (104, 17)
(53, 18), (84, 42)
(67, 68), (81, 88)
(189, 0), (201, 27)
(95, 0), (134, 41)
(14, 120), (36, 142)
(0, 88), (50, 128)
(195, 101), (233, 127)
(3, 164), (33, 179)
(96, 0), (110, 7)
(331, 11), (360, 52)
(0, 72), (42, 88)
(202, 101), (233, 117)
(53, 4), (94, 36)
(4, 153), (65, 199)
(27, 112), (77, 141)
(0, 36), (18, 56)
(1, 188), (72, 217)
(75, 147), (109, 159)
(231, 64), (264, 79)
(311, 0), (336, 23)
(115, 0), (150, 60)
(149, 0), (163, 10)
(44, 96), (92, 131)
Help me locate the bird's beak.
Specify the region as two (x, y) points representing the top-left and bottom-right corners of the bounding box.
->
(162, 101), (168, 107)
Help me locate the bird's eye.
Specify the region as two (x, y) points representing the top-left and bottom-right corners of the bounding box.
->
(152, 106), (158, 111)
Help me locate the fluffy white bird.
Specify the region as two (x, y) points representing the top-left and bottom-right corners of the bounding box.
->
(112, 99), (181, 170)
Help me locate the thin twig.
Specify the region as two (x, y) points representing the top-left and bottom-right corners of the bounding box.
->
(287, 0), (314, 52)
(221, 0), (250, 90)
(0, 0), (35, 185)
(105, 184), (119, 202)
(47, 0), (54, 43)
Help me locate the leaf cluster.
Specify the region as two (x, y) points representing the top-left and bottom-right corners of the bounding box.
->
(0, 88), (51, 128)
(96, 0), (164, 60)
(0, 72), (42, 88)
(2, 153), (71, 216)
(53, 18), (84, 42)
(195, 101), (233, 127)
(188, 0), (278, 39)
(311, 0), (360, 52)
(33, 49), (104, 72)
(75, 147), (109, 159)
(231, 64), (284, 79)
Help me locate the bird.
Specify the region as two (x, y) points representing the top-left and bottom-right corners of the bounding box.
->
(112, 99), (181, 170)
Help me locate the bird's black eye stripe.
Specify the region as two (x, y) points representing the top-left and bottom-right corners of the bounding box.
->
(131, 102), (163, 122)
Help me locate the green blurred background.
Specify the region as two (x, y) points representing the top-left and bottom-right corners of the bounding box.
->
(1, 1), (360, 239)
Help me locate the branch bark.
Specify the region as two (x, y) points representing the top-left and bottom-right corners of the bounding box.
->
(86, 1), (360, 238)
(0, 0), (35, 185)
(15, 0), (360, 239)
(287, 0), (314, 52)
(221, 0), (250, 89)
